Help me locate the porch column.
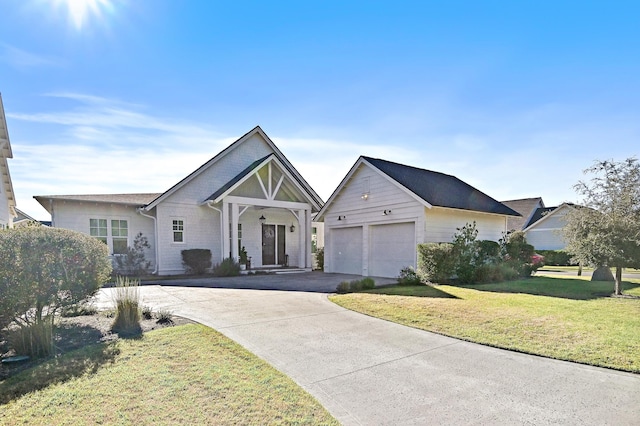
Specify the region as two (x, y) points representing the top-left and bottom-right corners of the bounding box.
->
(222, 200), (230, 260)
(306, 208), (312, 268)
(231, 203), (239, 261)
(297, 209), (307, 269)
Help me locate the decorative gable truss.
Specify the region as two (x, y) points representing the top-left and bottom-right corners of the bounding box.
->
(204, 154), (321, 268)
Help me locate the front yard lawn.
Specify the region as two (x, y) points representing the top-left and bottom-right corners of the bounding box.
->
(0, 324), (338, 425)
(330, 276), (640, 373)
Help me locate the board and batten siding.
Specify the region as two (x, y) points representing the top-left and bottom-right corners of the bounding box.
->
(50, 200), (156, 268)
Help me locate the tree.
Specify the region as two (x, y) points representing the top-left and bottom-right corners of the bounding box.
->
(0, 227), (112, 356)
(113, 232), (152, 276)
(563, 158), (640, 295)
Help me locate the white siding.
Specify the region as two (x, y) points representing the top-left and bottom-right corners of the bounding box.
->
(50, 200), (156, 269)
(423, 207), (507, 243)
(323, 164), (424, 276)
(155, 133), (278, 274)
(524, 205), (570, 250)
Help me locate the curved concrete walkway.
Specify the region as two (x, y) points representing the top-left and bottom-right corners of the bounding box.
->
(97, 274), (640, 425)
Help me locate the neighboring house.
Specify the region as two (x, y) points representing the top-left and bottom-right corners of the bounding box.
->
(501, 197), (545, 232)
(522, 203), (575, 250)
(14, 208), (50, 228)
(0, 94), (17, 229)
(35, 126), (324, 275)
(316, 157), (520, 278)
(502, 197), (574, 250)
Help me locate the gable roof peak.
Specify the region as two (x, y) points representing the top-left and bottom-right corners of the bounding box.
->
(347, 156), (519, 217)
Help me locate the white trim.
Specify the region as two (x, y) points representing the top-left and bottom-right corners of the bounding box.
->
(523, 203), (574, 232)
(316, 157), (433, 222)
(223, 196), (309, 210)
(144, 126), (323, 211)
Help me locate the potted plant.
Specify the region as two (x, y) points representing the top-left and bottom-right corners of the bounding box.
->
(239, 246), (248, 270)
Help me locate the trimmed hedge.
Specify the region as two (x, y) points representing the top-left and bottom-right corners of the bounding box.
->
(536, 250), (576, 266)
(181, 249), (212, 275)
(418, 243), (455, 284)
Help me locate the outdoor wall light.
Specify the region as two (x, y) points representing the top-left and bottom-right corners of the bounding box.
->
(337, 215), (346, 221)
(259, 215), (266, 223)
(383, 209), (392, 215)
(361, 193), (369, 200)
(290, 224), (295, 232)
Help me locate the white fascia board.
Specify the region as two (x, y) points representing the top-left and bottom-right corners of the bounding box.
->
(523, 203), (573, 232)
(144, 126), (265, 211)
(259, 128), (324, 208)
(207, 155), (321, 210)
(315, 157), (433, 222)
(223, 195), (310, 210)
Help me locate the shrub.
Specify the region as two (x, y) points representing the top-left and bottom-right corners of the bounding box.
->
(315, 247), (325, 270)
(181, 249), (212, 275)
(418, 243), (455, 283)
(7, 319), (54, 358)
(536, 250), (575, 266)
(111, 276), (142, 336)
(60, 302), (98, 317)
(155, 309), (174, 325)
(0, 226), (111, 358)
(452, 222), (480, 284)
(213, 257), (241, 277)
(142, 305), (153, 320)
(501, 231), (537, 278)
(477, 240), (500, 264)
(113, 232), (152, 276)
(397, 267), (423, 286)
(335, 277), (376, 293)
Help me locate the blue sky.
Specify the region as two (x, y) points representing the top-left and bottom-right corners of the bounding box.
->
(1, 0), (639, 219)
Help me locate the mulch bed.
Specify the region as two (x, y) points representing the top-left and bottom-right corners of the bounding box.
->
(0, 311), (195, 380)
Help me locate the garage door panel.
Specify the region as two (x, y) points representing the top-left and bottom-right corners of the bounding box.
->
(369, 222), (415, 278)
(331, 227), (363, 275)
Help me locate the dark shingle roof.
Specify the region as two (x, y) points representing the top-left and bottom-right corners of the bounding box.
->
(35, 193), (162, 206)
(501, 197), (544, 230)
(363, 157), (520, 216)
(206, 154), (272, 201)
(525, 206), (557, 228)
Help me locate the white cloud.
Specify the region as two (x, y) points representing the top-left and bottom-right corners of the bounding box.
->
(0, 44), (62, 69)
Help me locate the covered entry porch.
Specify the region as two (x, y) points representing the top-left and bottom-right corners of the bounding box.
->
(204, 154), (321, 270)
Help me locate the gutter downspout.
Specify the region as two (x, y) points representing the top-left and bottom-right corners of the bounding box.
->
(137, 208), (159, 274)
(206, 201), (224, 262)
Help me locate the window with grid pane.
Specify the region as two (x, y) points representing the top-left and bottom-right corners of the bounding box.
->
(90, 219), (108, 245)
(111, 220), (128, 254)
(173, 219), (184, 242)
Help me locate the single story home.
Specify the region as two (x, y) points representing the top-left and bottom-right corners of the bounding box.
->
(0, 94), (16, 230)
(501, 198), (573, 250)
(35, 126), (324, 275)
(315, 156), (521, 278)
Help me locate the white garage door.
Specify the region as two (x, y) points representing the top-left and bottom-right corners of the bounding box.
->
(369, 222), (416, 278)
(330, 227), (363, 275)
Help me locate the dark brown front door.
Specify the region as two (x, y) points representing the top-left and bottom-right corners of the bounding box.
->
(262, 224), (286, 265)
(262, 224), (276, 265)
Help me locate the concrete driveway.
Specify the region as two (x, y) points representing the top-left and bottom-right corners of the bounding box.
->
(96, 273), (640, 425)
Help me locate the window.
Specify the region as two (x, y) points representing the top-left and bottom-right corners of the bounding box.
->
(172, 219), (184, 242)
(111, 220), (128, 254)
(90, 218), (128, 254)
(90, 219), (108, 245)
(311, 226), (318, 253)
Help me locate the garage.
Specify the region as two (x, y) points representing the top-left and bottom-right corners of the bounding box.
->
(369, 222), (416, 278)
(330, 227), (363, 275)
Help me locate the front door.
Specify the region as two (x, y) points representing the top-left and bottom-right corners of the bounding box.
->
(262, 224), (286, 265)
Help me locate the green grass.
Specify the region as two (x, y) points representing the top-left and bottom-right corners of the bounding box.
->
(0, 324), (338, 425)
(330, 276), (640, 373)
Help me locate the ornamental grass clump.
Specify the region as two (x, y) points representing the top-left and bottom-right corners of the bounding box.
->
(111, 277), (142, 336)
